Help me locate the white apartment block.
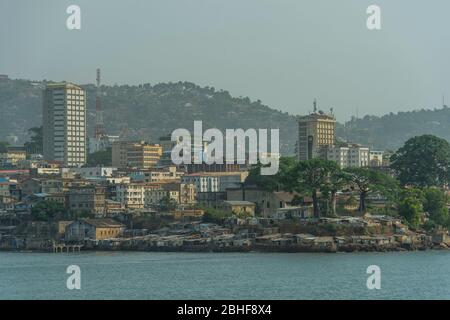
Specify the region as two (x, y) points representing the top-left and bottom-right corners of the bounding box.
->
(181, 174), (219, 193)
(325, 144), (369, 168)
(43, 83), (86, 167)
(115, 183), (145, 209)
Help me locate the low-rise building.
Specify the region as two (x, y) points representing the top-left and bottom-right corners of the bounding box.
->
(65, 218), (125, 241)
(226, 188), (300, 217)
(0, 147), (26, 167)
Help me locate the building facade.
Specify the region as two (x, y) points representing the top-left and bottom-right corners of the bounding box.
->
(0, 147), (26, 167)
(369, 150), (384, 167)
(65, 219), (125, 241)
(297, 106), (336, 161)
(112, 141), (162, 169)
(68, 185), (106, 215)
(115, 183), (145, 209)
(181, 174), (219, 193)
(43, 83), (86, 167)
(325, 144), (370, 168)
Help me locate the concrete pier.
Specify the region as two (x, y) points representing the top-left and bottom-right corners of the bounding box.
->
(52, 242), (83, 253)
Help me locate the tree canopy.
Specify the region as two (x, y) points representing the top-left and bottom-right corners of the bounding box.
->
(390, 135), (450, 187)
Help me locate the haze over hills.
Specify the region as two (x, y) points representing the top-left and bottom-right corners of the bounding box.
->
(1, 77), (449, 154)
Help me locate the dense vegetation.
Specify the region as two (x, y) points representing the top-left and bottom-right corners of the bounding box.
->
(246, 134), (450, 230)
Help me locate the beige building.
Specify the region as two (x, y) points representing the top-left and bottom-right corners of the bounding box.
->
(180, 183), (196, 205)
(137, 166), (184, 183)
(297, 103), (336, 161)
(0, 147), (26, 167)
(112, 141), (162, 169)
(65, 219), (125, 241)
(43, 83), (86, 167)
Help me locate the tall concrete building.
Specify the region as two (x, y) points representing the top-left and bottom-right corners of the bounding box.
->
(43, 83), (86, 167)
(297, 101), (336, 161)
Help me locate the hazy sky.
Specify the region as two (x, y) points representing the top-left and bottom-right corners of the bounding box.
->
(1, 0), (449, 121)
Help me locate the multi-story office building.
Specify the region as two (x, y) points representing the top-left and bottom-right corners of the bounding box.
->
(297, 103), (336, 161)
(325, 144), (369, 168)
(112, 141), (162, 169)
(43, 83), (86, 167)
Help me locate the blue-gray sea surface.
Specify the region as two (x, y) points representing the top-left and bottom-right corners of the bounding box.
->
(0, 251), (448, 299)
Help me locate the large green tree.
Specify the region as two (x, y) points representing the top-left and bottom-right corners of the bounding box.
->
(397, 188), (424, 228)
(159, 195), (177, 211)
(31, 200), (69, 221)
(286, 159), (339, 218)
(245, 156), (297, 191)
(422, 187), (449, 225)
(390, 135), (450, 187)
(346, 168), (395, 213)
(87, 147), (112, 166)
(323, 169), (351, 217)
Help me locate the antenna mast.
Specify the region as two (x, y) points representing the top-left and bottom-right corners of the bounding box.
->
(94, 68), (106, 138)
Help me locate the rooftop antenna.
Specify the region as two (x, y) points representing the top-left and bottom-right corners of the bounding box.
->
(313, 99), (317, 113)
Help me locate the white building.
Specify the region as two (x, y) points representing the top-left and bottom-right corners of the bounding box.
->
(325, 144), (369, 168)
(181, 174), (219, 192)
(43, 83), (86, 167)
(369, 150), (384, 167)
(115, 183), (145, 209)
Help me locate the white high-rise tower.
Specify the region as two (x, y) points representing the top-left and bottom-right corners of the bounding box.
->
(43, 82), (87, 167)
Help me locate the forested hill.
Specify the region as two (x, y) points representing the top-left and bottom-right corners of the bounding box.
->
(336, 107), (450, 150)
(1, 77), (449, 153)
(0, 79), (297, 154)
